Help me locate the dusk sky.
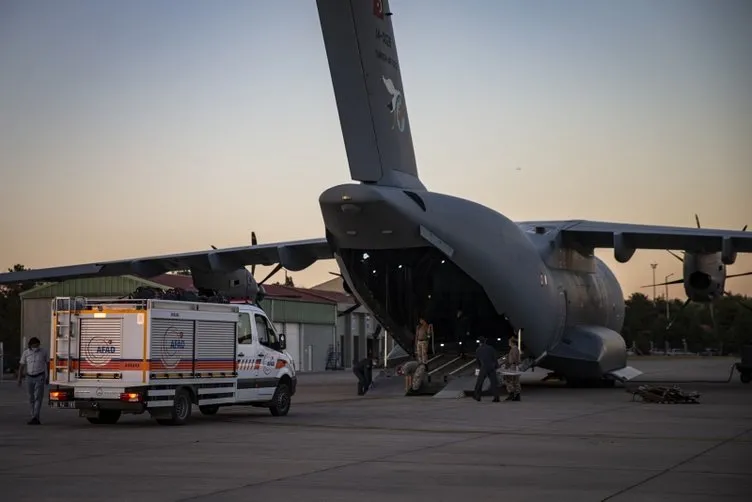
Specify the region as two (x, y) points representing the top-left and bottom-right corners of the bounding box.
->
(1, 0), (751, 298)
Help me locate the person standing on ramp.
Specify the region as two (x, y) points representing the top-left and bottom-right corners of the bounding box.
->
(415, 317), (431, 365)
(473, 336), (500, 402)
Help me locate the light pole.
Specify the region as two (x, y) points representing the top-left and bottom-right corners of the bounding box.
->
(664, 273), (674, 319)
(650, 263), (658, 300)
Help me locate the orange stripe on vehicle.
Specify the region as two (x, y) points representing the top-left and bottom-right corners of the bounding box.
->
(142, 312), (148, 383)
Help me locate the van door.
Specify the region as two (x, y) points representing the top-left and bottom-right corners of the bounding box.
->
(253, 313), (282, 398)
(236, 311), (262, 403)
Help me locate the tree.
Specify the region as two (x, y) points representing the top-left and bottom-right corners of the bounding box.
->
(622, 291), (752, 355)
(0, 264), (38, 361)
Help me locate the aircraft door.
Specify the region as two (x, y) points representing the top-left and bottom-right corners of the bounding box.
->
(236, 312), (262, 402)
(254, 314), (281, 398)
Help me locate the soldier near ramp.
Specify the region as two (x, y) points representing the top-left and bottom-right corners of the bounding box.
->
(473, 336), (500, 402)
(415, 317), (431, 365)
(503, 336), (522, 401)
(352, 352), (373, 396)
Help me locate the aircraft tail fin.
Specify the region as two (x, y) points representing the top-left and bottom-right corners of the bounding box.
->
(316, 0), (423, 189)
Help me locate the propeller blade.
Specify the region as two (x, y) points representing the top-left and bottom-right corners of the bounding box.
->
(641, 278), (684, 288)
(743, 225), (748, 232)
(338, 301), (361, 317)
(695, 214), (701, 228)
(666, 250), (684, 263)
(251, 232), (258, 276)
(666, 298), (692, 331)
(726, 271), (752, 279)
(258, 263), (283, 285)
(210, 245), (217, 250)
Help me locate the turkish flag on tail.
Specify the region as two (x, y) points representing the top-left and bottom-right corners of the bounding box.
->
(373, 0), (385, 19)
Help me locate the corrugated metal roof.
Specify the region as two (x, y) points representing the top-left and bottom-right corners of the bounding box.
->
(20, 275), (169, 299)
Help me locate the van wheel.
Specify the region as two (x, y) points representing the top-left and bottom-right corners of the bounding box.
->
(269, 383), (291, 417)
(199, 404), (220, 416)
(86, 410), (121, 425)
(157, 388), (192, 426)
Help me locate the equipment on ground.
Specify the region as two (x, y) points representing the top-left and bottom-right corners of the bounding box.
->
(628, 385), (700, 404)
(47, 296), (296, 425)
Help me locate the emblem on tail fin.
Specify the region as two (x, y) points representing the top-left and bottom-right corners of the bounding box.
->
(373, 0), (385, 19)
(382, 76), (406, 132)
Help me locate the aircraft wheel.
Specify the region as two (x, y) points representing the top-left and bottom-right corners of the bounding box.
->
(601, 378), (616, 388)
(741, 372), (751, 384)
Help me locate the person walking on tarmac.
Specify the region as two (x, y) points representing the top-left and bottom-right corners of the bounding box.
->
(415, 317), (432, 365)
(18, 337), (49, 425)
(472, 336), (500, 402)
(503, 336), (522, 401)
(352, 352), (373, 396)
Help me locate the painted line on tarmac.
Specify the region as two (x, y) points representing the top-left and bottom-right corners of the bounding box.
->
(209, 414), (752, 444)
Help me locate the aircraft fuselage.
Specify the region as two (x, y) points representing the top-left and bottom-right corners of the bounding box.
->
(320, 183), (628, 381)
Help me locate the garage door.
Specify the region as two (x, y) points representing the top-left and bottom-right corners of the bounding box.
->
(275, 322), (301, 372)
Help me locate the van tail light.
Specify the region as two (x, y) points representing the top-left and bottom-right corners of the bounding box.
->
(120, 392), (143, 403)
(49, 390), (72, 401)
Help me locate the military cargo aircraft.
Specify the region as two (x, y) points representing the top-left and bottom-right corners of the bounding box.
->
(2, 0), (751, 386)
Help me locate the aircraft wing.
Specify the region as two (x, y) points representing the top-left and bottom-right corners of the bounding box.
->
(0, 238), (332, 284)
(518, 220), (752, 254)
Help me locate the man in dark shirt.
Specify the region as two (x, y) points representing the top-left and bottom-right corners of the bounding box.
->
(352, 352), (373, 396)
(473, 336), (500, 402)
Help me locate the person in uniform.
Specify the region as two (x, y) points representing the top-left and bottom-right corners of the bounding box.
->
(415, 317), (431, 365)
(472, 336), (500, 402)
(352, 353), (373, 396)
(18, 337), (49, 425)
(503, 336), (522, 401)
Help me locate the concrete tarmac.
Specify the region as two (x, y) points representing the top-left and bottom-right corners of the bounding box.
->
(0, 357), (750, 501)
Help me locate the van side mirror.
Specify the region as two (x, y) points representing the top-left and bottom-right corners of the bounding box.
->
(278, 333), (286, 351)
